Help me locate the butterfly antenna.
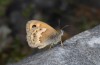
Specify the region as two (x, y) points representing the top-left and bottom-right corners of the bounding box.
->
(58, 19), (61, 29)
(58, 19), (69, 30)
(61, 25), (69, 30)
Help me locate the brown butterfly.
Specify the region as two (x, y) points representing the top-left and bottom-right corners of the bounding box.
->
(26, 20), (63, 49)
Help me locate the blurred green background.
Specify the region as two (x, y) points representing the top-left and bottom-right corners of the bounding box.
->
(0, 0), (99, 65)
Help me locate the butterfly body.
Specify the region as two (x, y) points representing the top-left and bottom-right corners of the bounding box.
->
(26, 20), (63, 49)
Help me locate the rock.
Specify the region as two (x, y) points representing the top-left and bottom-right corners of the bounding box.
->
(0, 25), (12, 52)
(8, 25), (100, 65)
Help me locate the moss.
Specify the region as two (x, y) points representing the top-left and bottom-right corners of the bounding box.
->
(0, 0), (12, 16)
(22, 4), (33, 18)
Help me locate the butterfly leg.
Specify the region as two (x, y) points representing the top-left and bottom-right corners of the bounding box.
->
(60, 38), (64, 47)
(38, 44), (47, 49)
(49, 43), (54, 49)
(60, 39), (64, 47)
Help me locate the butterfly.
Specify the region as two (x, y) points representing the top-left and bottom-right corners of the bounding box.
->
(26, 20), (64, 49)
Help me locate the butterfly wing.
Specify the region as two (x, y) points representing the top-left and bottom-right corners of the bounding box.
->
(26, 20), (61, 49)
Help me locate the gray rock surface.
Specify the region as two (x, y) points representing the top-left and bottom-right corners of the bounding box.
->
(9, 25), (100, 65)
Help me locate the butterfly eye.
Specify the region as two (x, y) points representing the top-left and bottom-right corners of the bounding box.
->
(40, 29), (42, 30)
(32, 25), (36, 28)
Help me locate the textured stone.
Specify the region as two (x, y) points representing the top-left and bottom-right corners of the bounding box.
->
(9, 25), (100, 65)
